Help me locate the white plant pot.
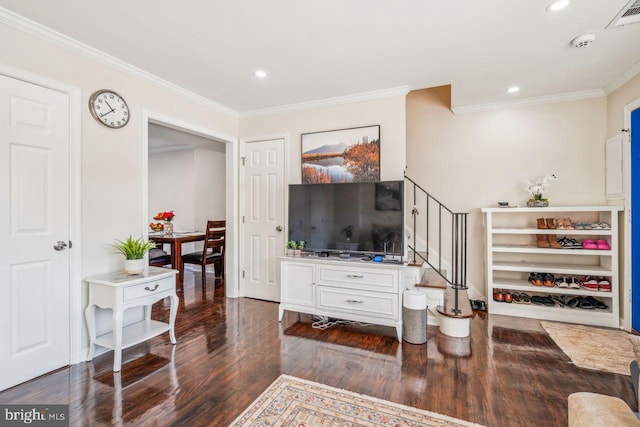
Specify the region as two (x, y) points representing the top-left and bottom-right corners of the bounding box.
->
(124, 258), (145, 275)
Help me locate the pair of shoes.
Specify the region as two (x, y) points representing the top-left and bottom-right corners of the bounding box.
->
(531, 295), (555, 306)
(470, 300), (487, 311)
(575, 296), (608, 310)
(558, 236), (582, 248)
(582, 239), (610, 250)
(556, 218), (574, 229)
(512, 292), (531, 304)
(493, 289), (513, 303)
(535, 219), (562, 248)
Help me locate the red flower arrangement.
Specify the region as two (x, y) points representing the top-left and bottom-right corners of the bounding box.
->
(153, 211), (175, 222)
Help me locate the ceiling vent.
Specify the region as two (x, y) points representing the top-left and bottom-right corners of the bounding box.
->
(571, 34), (595, 48)
(607, 0), (640, 28)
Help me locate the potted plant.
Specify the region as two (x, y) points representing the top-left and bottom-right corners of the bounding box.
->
(525, 174), (556, 207)
(112, 235), (157, 275)
(296, 240), (306, 256)
(286, 240), (297, 257)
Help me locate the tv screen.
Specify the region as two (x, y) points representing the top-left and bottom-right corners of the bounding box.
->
(288, 181), (404, 255)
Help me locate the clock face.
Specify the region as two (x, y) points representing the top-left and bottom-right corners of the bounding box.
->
(89, 90), (130, 129)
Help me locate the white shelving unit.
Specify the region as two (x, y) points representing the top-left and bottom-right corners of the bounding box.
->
(481, 206), (623, 328)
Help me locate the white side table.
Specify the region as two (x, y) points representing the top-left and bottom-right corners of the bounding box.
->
(84, 266), (179, 372)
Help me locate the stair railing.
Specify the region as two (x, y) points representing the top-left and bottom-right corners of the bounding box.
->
(405, 174), (468, 314)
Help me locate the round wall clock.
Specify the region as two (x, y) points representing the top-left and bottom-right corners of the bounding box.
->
(88, 89), (130, 129)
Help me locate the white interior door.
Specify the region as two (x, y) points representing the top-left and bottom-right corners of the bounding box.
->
(241, 138), (285, 301)
(0, 75), (70, 391)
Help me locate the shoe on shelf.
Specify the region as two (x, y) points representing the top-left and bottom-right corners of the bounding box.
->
(568, 277), (581, 289)
(493, 289), (504, 302)
(537, 218), (548, 229)
(581, 278), (599, 291)
(547, 234), (562, 249)
(596, 239), (611, 250)
(598, 278), (612, 292)
(503, 291), (513, 303)
(537, 234), (550, 248)
(529, 272), (543, 286)
(543, 273), (555, 287)
(546, 218), (556, 229)
(556, 277), (569, 288)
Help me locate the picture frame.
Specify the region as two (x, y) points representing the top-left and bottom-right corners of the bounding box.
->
(301, 125), (380, 184)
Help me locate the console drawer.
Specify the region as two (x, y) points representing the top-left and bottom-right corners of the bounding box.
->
(317, 286), (399, 319)
(317, 264), (398, 292)
(124, 277), (173, 302)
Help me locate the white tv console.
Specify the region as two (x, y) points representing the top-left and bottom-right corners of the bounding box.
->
(278, 255), (406, 341)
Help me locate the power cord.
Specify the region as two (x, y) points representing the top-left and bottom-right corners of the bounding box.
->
(311, 315), (370, 330)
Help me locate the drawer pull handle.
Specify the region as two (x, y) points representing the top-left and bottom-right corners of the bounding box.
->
(346, 274), (364, 279)
(346, 299), (364, 304)
(144, 284), (160, 292)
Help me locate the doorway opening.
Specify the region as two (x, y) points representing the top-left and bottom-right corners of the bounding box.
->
(142, 113), (238, 298)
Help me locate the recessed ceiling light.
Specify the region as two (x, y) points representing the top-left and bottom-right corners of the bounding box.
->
(507, 86), (520, 94)
(547, 0), (571, 12)
(254, 70), (267, 79)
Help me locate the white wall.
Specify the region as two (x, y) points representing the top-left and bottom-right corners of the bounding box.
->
(149, 147), (226, 258)
(194, 148), (226, 228)
(406, 85), (608, 298)
(149, 150), (196, 233)
(0, 21), (238, 354)
(239, 95), (407, 182)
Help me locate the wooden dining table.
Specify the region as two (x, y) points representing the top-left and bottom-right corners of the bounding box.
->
(149, 231), (205, 287)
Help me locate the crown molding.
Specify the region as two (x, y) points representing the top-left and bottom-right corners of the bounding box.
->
(604, 58), (640, 95)
(451, 89), (606, 115)
(240, 86), (410, 118)
(0, 7), (238, 118)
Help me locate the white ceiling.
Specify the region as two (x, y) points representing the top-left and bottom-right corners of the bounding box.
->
(1, 0), (640, 113)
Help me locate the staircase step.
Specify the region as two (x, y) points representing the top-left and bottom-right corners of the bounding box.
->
(407, 251), (428, 267)
(416, 268), (447, 289)
(437, 287), (473, 319)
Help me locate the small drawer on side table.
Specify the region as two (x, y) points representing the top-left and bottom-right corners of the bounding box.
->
(124, 277), (173, 302)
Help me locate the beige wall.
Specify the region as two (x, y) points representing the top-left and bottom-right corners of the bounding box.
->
(0, 22), (238, 278)
(406, 86), (608, 297)
(239, 95), (407, 182)
(607, 73), (640, 138)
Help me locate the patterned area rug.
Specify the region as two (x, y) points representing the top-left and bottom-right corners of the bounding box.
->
(541, 321), (634, 375)
(230, 375), (484, 427)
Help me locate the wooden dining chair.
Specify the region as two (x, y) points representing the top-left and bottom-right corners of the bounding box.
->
(181, 220), (225, 287)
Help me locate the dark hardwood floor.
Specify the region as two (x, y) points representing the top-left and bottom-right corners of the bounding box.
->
(0, 272), (635, 426)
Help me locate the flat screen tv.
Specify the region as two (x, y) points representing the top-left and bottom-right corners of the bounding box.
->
(288, 180), (404, 256)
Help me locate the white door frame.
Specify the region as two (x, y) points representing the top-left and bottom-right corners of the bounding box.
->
(141, 111), (240, 297)
(0, 62), (83, 364)
(238, 133), (289, 297)
(623, 96), (640, 331)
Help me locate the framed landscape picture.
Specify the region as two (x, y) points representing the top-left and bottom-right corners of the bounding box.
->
(301, 125), (380, 183)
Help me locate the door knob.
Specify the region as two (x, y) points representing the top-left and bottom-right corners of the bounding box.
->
(53, 241), (68, 251)
(275, 225), (283, 232)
